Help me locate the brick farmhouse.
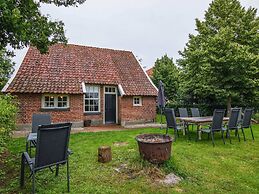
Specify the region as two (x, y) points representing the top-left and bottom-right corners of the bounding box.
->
(3, 44), (158, 129)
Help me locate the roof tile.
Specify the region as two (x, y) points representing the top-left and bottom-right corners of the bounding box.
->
(5, 44), (157, 96)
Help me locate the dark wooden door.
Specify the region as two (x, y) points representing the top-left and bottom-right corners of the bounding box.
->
(105, 94), (116, 123)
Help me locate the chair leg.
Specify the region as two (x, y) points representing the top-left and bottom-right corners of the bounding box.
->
(196, 128), (199, 141)
(174, 129), (177, 141)
(221, 130), (226, 144)
(186, 128), (190, 140)
(241, 128), (246, 141)
(20, 154), (25, 188)
(177, 130), (179, 137)
(32, 171), (35, 194)
(228, 130), (232, 144)
(211, 132), (215, 147)
(236, 130), (240, 142)
(55, 164), (59, 176)
(207, 133), (210, 140)
(67, 159), (70, 192)
(250, 126), (254, 140)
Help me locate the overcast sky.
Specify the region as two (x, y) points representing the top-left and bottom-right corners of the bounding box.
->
(13, 0), (259, 69)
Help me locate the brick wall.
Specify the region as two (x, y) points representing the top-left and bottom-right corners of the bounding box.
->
(14, 93), (103, 128)
(120, 96), (156, 126)
(14, 92), (156, 129)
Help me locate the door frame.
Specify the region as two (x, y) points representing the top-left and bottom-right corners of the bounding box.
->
(103, 86), (118, 124)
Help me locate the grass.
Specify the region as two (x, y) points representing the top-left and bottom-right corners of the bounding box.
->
(0, 125), (259, 193)
(156, 114), (166, 124)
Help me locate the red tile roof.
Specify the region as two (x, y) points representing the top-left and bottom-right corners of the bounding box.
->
(5, 44), (157, 96)
(146, 67), (154, 77)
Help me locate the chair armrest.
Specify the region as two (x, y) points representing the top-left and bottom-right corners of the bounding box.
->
(67, 148), (73, 155)
(23, 152), (33, 165)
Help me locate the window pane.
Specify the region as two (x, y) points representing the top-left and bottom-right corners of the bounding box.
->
(93, 93), (99, 98)
(94, 100), (98, 106)
(93, 86), (98, 92)
(85, 86), (99, 112)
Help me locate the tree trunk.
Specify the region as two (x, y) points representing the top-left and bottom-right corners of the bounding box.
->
(227, 95), (232, 117)
(98, 146), (112, 163)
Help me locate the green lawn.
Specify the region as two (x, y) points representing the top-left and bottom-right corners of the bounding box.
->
(1, 125), (259, 193)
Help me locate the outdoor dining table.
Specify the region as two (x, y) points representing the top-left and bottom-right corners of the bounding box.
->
(179, 116), (229, 140)
(26, 132), (37, 154)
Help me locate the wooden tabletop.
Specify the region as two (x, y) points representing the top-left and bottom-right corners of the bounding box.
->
(179, 116), (229, 124)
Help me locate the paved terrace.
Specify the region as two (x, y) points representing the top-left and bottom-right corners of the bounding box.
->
(12, 123), (166, 138)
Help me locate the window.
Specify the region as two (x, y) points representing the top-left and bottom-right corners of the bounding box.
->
(42, 95), (69, 108)
(58, 96), (68, 107)
(133, 96), (142, 106)
(105, 87), (116, 93)
(84, 86), (100, 112)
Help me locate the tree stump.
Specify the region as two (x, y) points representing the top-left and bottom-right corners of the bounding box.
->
(98, 146), (112, 163)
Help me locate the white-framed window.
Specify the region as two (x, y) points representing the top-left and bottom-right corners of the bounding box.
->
(84, 85), (100, 112)
(133, 96), (142, 106)
(105, 86), (116, 94)
(42, 95), (69, 108)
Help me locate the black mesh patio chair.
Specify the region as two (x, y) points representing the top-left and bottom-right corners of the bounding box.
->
(26, 114), (51, 154)
(200, 109), (226, 146)
(31, 114), (51, 133)
(178, 108), (189, 117)
(223, 108), (241, 143)
(190, 108), (200, 117)
(21, 123), (72, 193)
(239, 108), (254, 141)
(190, 108), (201, 131)
(178, 108), (189, 131)
(164, 108), (188, 140)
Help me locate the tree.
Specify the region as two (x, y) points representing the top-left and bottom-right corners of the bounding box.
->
(152, 54), (179, 101)
(0, 49), (14, 89)
(0, 0), (86, 89)
(178, 0), (259, 114)
(0, 0), (86, 53)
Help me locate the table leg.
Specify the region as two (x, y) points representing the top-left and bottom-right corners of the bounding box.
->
(183, 122), (186, 136)
(198, 125), (202, 140)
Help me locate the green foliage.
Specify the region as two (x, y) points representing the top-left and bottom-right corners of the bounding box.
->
(0, 49), (14, 89)
(0, 95), (18, 153)
(0, 0), (85, 54)
(152, 54), (179, 101)
(0, 0), (85, 90)
(178, 0), (259, 108)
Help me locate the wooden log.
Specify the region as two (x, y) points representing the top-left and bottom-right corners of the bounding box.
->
(98, 146), (112, 163)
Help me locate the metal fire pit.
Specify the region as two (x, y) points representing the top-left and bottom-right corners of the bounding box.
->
(135, 134), (173, 164)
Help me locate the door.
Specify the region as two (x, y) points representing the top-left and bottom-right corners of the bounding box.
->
(105, 93), (116, 123)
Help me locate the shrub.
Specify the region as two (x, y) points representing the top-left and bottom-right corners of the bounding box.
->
(253, 113), (259, 122)
(0, 94), (18, 152)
